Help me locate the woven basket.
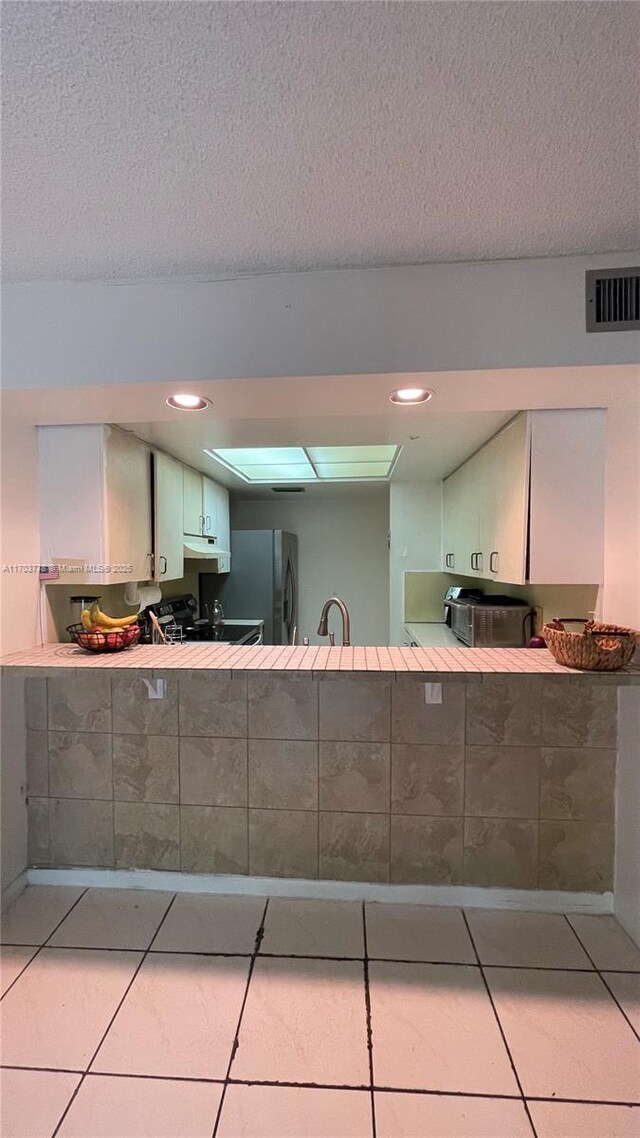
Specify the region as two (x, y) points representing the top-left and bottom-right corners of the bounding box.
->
(542, 619), (637, 672)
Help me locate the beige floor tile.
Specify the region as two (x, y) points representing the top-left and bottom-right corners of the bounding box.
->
(1, 885), (85, 945)
(218, 1085), (372, 1138)
(375, 1092), (533, 1137)
(486, 967), (640, 1101)
(370, 961), (518, 1094)
(604, 971), (640, 1034)
(466, 910), (592, 969)
(48, 888), (173, 950)
(366, 903), (475, 963)
(232, 956), (370, 1085)
(567, 914), (640, 971)
(261, 898), (364, 956)
(529, 1101), (640, 1138)
(57, 1074), (223, 1138)
(0, 948), (142, 1069)
(0, 944), (38, 995)
(92, 953), (249, 1078)
(152, 893), (265, 954)
(0, 1068), (81, 1138)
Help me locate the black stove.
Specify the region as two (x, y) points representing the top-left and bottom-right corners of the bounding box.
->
(141, 594), (263, 645)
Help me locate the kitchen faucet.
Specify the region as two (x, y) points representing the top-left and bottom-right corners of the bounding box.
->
(317, 597), (351, 647)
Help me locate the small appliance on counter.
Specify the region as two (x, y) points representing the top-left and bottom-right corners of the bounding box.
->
(140, 594), (263, 645)
(444, 587), (532, 647)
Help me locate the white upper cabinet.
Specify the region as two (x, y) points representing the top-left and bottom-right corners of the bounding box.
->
(154, 451), (185, 582)
(442, 410), (604, 585)
(38, 425), (152, 585)
(183, 467), (205, 537)
(203, 477), (230, 557)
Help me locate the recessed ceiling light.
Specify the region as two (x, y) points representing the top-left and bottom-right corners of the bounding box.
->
(389, 387), (433, 405)
(166, 393), (211, 411)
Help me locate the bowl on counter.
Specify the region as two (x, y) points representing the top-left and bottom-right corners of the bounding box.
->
(66, 623), (141, 653)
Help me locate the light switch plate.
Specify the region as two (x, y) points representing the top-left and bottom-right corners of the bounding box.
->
(424, 682), (442, 704)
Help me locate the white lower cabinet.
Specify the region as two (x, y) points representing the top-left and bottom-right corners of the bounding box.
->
(442, 410), (604, 585)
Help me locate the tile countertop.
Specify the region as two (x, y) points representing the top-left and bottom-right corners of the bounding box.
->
(2, 642), (639, 677)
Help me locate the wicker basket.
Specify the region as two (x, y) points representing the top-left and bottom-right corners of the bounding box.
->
(542, 619), (637, 672)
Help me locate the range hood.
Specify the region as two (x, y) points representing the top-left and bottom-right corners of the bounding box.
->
(183, 538), (230, 559)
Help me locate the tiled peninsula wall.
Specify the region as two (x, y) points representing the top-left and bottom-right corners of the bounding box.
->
(21, 669), (621, 892)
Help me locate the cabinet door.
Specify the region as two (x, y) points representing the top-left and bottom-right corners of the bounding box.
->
(183, 468), (204, 536)
(203, 478), (231, 569)
(442, 466), (469, 573)
(483, 415), (529, 584)
(154, 452), (184, 581)
(104, 429), (152, 582)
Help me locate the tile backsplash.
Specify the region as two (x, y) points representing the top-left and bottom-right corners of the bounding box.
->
(25, 670), (618, 892)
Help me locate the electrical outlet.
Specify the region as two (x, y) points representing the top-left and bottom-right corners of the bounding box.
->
(142, 678), (166, 700)
(424, 682), (442, 704)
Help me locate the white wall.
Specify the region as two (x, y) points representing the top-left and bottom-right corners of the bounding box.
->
(231, 492), (390, 645)
(389, 482), (442, 644)
(602, 402), (640, 631)
(3, 253), (638, 389)
(615, 687), (640, 945)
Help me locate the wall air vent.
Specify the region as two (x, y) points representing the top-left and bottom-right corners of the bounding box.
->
(586, 268), (640, 331)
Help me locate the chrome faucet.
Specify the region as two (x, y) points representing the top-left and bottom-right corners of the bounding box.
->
(317, 597), (351, 647)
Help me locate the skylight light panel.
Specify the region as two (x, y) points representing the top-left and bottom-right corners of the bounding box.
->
(314, 462), (392, 479)
(306, 445), (398, 463)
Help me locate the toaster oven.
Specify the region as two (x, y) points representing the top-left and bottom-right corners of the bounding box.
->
(448, 597), (532, 647)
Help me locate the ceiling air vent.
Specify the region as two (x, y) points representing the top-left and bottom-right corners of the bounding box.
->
(586, 268), (640, 332)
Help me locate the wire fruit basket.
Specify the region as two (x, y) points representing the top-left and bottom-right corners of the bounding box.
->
(542, 619), (637, 672)
(67, 623), (141, 653)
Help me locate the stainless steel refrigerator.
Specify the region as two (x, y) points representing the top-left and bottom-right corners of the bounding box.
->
(201, 530), (298, 645)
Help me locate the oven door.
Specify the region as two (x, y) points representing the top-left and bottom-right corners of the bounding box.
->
(450, 601), (474, 646)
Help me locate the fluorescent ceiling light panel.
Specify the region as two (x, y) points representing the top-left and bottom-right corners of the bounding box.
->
(212, 447), (309, 467)
(306, 445), (398, 463)
(205, 445), (400, 482)
(232, 463), (316, 480)
(313, 461), (393, 478)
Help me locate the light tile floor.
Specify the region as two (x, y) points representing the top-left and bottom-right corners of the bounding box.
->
(1, 887), (639, 1138)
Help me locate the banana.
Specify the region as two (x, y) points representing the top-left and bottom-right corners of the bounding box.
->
(81, 608), (94, 631)
(89, 603), (139, 630)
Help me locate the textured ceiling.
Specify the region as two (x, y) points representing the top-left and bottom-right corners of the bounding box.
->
(2, 1), (639, 282)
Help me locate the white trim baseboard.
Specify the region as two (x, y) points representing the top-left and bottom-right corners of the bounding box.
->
(2, 870), (28, 911)
(27, 868), (614, 914)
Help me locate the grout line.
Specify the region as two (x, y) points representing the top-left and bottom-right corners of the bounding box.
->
(361, 902), (377, 1138)
(50, 890), (178, 1138)
(6, 939), (638, 972)
(562, 915), (640, 1043)
(211, 897), (270, 1138)
(0, 887), (89, 1003)
(2, 1063), (638, 1108)
(461, 911), (539, 1138)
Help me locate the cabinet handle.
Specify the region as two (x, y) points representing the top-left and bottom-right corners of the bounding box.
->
(445, 553), (454, 568)
(470, 553), (476, 570)
(205, 515), (212, 532)
(160, 555), (167, 575)
(490, 551), (499, 574)
(198, 514), (205, 535)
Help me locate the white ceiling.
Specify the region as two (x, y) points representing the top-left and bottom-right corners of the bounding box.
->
(123, 407), (513, 498)
(3, 1), (638, 282)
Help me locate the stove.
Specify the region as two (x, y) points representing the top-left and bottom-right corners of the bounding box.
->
(141, 594), (263, 645)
